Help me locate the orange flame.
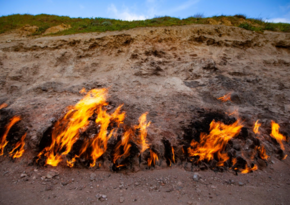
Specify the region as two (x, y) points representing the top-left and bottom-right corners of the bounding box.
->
(113, 129), (132, 166)
(172, 147), (175, 163)
(0, 116), (21, 156)
(0, 103), (8, 110)
(135, 113), (151, 153)
(270, 121), (286, 150)
(241, 164), (258, 174)
(89, 105), (125, 167)
(148, 149), (158, 167)
(79, 88), (87, 94)
(253, 120), (261, 134)
(258, 146), (269, 160)
(9, 133), (26, 159)
(217, 92), (232, 102)
(37, 88), (150, 168)
(187, 119), (243, 164)
(37, 88), (109, 166)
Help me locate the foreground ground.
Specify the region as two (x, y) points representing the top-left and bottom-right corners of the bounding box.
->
(0, 155), (290, 205)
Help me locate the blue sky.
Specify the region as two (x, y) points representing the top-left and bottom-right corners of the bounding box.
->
(0, 0), (290, 23)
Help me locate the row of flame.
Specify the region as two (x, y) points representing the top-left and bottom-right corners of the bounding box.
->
(0, 89), (287, 172)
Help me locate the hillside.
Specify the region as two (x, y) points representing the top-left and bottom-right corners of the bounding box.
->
(0, 14), (290, 37)
(0, 22), (290, 205)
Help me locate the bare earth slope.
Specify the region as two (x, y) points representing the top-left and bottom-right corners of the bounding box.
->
(0, 24), (290, 204)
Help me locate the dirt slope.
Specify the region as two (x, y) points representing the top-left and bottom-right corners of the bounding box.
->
(0, 24), (290, 204)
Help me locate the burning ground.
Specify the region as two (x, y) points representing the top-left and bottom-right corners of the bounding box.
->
(0, 24), (290, 204)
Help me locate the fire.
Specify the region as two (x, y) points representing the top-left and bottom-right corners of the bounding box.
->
(172, 147), (175, 163)
(0, 116), (21, 156)
(187, 119), (243, 164)
(148, 149), (158, 167)
(270, 121), (286, 150)
(241, 164), (258, 174)
(113, 129), (132, 166)
(37, 88), (151, 168)
(258, 146), (269, 160)
(9, 133), (26, 159)
(0, 103), (8, 110)
(253, 120), (261, 134)
(217, 92), (232, 102)
(89, 105), (125, 167)
(37, 88), (109, 166)
(135, 113), (151, 153)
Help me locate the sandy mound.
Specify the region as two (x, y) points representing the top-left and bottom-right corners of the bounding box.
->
(43, 23), (71, 35)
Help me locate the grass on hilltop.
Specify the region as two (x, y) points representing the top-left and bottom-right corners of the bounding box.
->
(0, 14), (289, 36)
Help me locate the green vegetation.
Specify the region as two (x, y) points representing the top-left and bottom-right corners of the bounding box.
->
(0, 13), (289, 36)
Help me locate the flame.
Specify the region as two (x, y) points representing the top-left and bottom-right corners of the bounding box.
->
(253, 120), (261, 134)
(37, 88), (150, 168)
(172, 147), (175, 163)
(113, 129), (132, 166)
(148, 149), (158, 167)
(217, 92), (232, 102)
(135, 113), (151, 153)
(89, 105), (125, 167)
(270, 121), (286, 150)
(241, 164), (258, 174)
(37, 88), (109, 166)
(67, 157), (76, 168)
(258, 146), (269, 160)
(0, 116), (21, 156)
(0, 103), (8, 110)
(187, 119), (243, 164)
(79, 88), (87, 94)
(167, 146), (175, 166)
(9, 133), (26, 159)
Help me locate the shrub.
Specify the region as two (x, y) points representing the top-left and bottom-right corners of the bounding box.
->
(264, 23), (276, 31)
(102, 21), (112, 26)
(238, 23), (253, 31)
(192, 13), (204, 18)
(234, 14), (246, 19)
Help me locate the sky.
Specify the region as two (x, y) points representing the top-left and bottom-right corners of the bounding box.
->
(0, 0), (290, 23)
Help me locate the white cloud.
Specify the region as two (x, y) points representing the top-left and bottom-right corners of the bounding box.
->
(266, 18), (290, 23)
(80, 4), (85, 10)
(108, 4), (147, 21)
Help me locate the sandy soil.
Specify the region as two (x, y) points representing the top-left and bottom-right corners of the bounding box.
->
(0, 24), (290, 204)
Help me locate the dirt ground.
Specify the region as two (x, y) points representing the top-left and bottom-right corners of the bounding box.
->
(0, 155), (290, 205)
(0, 24), (290, 204)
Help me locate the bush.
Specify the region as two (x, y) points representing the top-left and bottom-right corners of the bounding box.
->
(101, 21), (112, 26)
(264, 23), (276, 31)
(238, 23), (253, 31)
(192, 13), (204, 18)
(32, 25), (50, 35)
(234, 14), (246, 19)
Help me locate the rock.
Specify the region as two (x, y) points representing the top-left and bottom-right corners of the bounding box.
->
(232, 139), (241, 151)
(20, 173), (27, 178)
(134, 182), (140, 186)
(284, 104), (290, 113)
(188, 201), (193, 205)
(119, 196), (125, 203)
(90, 173), (96, 181)
(96, 194), (107, 201)
(45, 185), (53, 191)
(46, 171), (58, 179)
(193, 172), (201, 181)
(230, 92), (241, 104)
(210, 185), (217, 189)
(238, 182), (244, 186)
